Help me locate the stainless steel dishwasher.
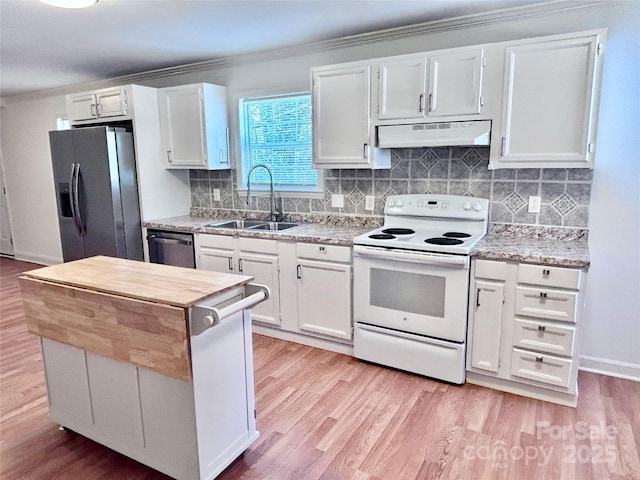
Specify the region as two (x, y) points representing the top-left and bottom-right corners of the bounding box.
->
(146, 229), (195, 268)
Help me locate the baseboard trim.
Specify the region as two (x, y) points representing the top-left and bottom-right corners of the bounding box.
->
(13, 251), (61, 266)
(252, 325), (354, 356)
(579, 355), (640, 382)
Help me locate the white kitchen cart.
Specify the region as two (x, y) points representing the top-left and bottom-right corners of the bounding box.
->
(20, 256), (268, 480)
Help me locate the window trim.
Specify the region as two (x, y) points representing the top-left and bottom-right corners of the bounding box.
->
(233, 89), (323, 198)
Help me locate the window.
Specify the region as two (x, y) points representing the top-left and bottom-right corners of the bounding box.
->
(56, 117), (70, 130)
(238, 93), (320, 193)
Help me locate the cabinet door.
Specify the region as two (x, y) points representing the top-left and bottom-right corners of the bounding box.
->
(470, 280), (504, 373)
(96, 89), (127, 118)
(198, 247), (235, 274)
(428, 49), (484, 117)
(297, 259), (352, 340)
(201, 83), (230, 170)
(378, 56), (427, 120)
(41, 338), (93, 427)
(238, 252), (280, 325)
(497, 35), (602, 167)
(85, 352), (145, 449)
(159, 86), (207, 167)
(312, 64), (371, 167)
(68, 93), (97, 121)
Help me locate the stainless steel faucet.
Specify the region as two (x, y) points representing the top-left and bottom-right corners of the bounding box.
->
(246, 164), (281, 222)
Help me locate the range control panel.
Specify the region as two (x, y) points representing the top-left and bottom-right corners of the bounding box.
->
(385, 194), (489, 220)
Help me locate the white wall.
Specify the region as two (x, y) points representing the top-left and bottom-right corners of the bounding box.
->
(1, 1), (638, 377)
(577, 3), (640, 379)
(1, 96), (65, 264)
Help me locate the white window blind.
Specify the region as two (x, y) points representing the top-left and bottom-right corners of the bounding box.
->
(239, 93), (318, 191)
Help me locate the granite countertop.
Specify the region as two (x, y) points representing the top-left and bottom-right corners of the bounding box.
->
(145, 213), (590, 268)
(471, 225), (590, 268)
(144, 213), (381, 247)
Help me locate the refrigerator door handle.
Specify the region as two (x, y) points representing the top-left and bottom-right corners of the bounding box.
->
(69, 163), (81, 236)
(72, 163), (86, 236)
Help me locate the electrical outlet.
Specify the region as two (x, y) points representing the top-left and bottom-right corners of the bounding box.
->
(213, 189), (221, 202)
(528, 195), (541, 213)
(365, 195), (375, 211)
(331, 194), (344, 208)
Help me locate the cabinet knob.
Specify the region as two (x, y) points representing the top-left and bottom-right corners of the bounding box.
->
(537, 325), (546, 332)
(319, 246), (325, 251)
(539, 292), (547, 298)
(542, 269), (551, 276)
(535, 356), (544, 363)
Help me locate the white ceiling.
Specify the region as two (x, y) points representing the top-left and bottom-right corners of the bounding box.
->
(0, 0), (549, 97)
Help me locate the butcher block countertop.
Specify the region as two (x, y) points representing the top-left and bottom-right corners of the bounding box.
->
(22, 255), (254, 308)
(19, 256), (254, 380)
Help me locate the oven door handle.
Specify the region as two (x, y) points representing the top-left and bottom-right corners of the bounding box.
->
(353, 245), (468, 268)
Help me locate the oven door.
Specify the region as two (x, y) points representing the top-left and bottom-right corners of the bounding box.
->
(353, 245), (470, 342)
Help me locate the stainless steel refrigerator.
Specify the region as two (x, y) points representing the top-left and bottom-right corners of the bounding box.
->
(49, 126), (143, 262)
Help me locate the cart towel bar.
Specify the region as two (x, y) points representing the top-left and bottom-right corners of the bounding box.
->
(191, 283), (270, 335)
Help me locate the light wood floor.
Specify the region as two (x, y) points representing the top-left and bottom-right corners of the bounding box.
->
(1, 257), (639, 480)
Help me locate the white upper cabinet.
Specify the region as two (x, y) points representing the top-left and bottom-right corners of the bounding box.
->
(67, 87), (129, 122)
(377, 48), (485, 121)
(428, 49), (484, 117)
(312, 62), (390, 169)
(491, 31), (605, 169)
(158, 83), (230, 170)
(378, 57), (427, 120)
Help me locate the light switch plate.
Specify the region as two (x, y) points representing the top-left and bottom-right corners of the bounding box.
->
(365, 195), (375, 211)
(528, 196), (541, 213)
(331, 194), (344, 208)
(213, 189), (221, 202)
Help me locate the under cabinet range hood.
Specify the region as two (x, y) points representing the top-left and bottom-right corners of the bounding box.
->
(377, 120), (491, 148)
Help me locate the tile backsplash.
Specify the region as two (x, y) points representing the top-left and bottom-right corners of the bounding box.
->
(190, 147), (593, 228)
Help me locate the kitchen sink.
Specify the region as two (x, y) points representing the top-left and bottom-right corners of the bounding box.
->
(206, 219), (264, 229)
(247, 222), (299, 231)
(207, 219), (298, 231)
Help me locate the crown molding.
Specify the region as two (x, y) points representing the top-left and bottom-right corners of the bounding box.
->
(2, 0), (607, 103)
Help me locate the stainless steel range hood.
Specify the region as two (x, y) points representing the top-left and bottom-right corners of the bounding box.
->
(377, 120), (491, 148)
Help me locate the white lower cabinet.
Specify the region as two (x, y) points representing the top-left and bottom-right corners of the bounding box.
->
(197, 234), (280, 326)
(196, 235), (354, 349)
(296, 243), (352, 340)
(470, 279), (505, 373)
(237, 240), (280, 326)
(467, 258), (586, 407)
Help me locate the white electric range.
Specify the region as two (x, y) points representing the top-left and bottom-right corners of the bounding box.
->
(352, 194), (489, 384)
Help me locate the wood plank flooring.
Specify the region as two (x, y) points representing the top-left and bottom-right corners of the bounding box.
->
(1, 257), (639, 479)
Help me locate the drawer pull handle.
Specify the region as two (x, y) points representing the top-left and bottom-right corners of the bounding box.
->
(536, 356), (544, 363)
(539, 292), (547, 298)
(319, 246), (325, 251)
(542, 269), (551, 276)
(537, 325), (546, 332)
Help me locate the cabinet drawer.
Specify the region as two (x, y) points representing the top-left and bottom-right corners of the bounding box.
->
(297, 243), (351, 263)
(199, 233), (234, 250)
(475, 259), (507, 281)
(517, 264), (581, 290)
(238, 237), (278, 254)
(511, 348), (573, 388)
(515, 286), (578, 323)
(513, 318), (575, 356)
